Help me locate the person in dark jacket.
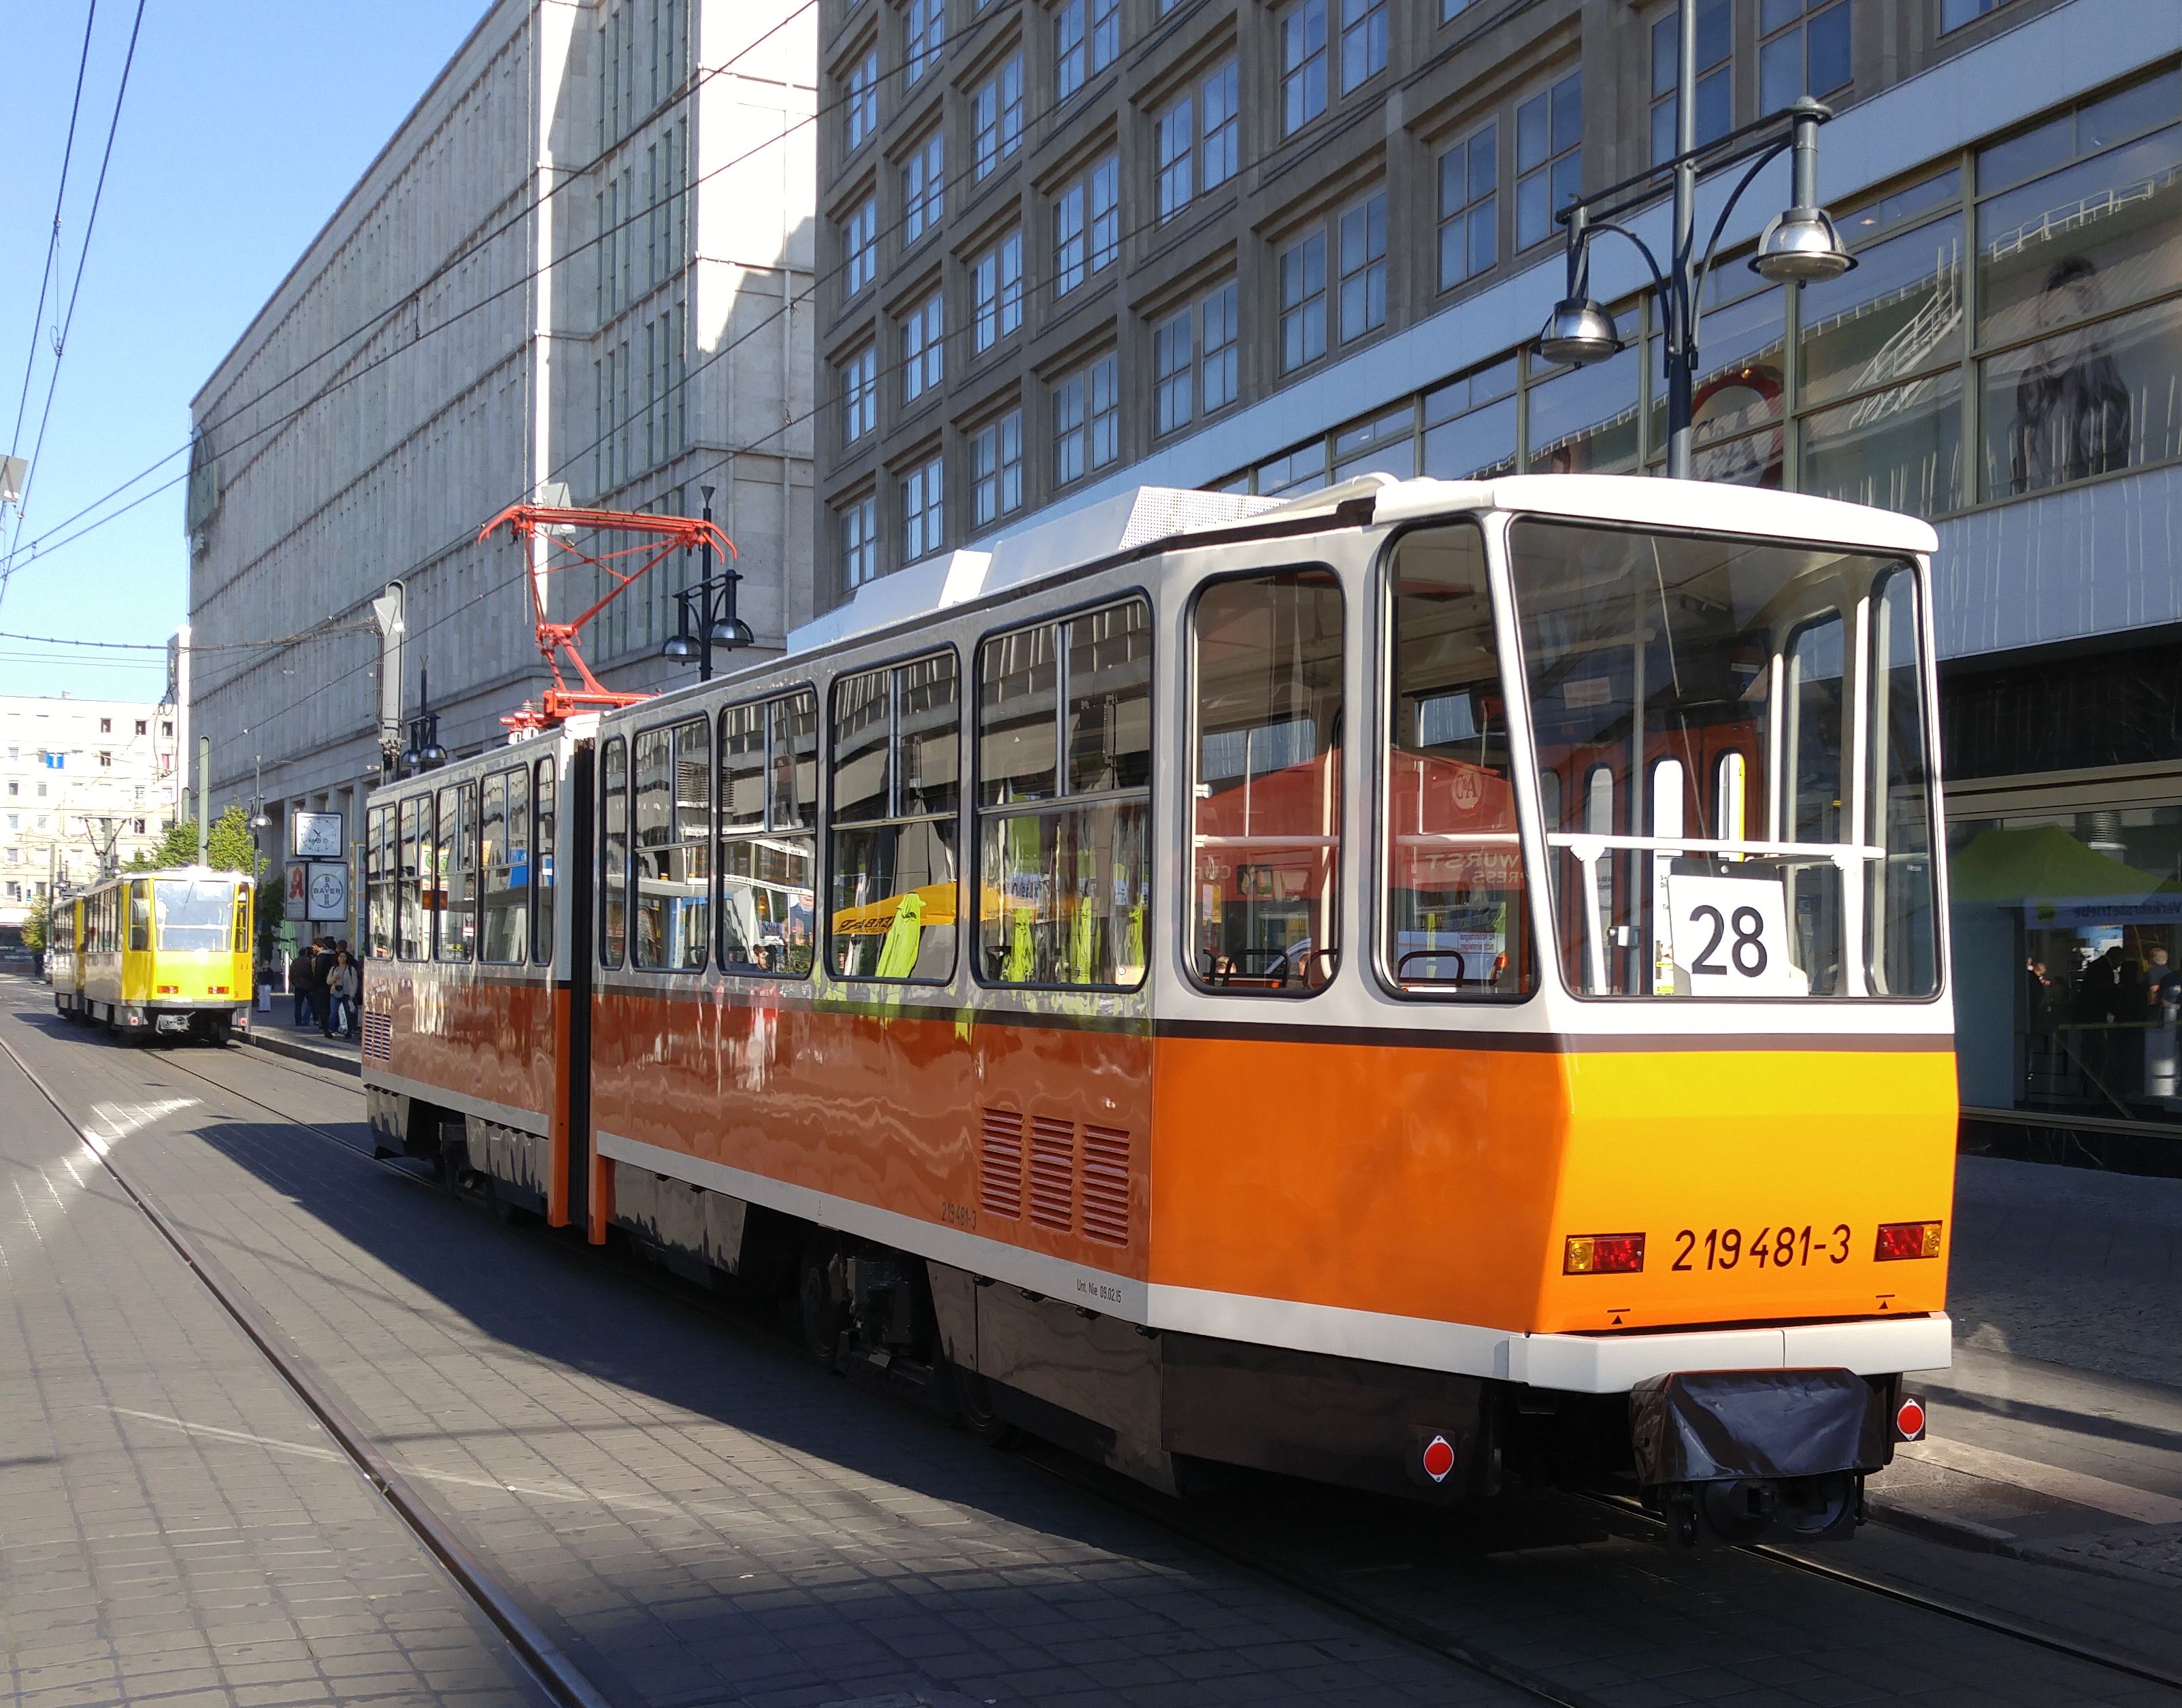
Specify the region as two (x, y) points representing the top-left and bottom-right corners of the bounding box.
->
(289, 942), (317, 1029)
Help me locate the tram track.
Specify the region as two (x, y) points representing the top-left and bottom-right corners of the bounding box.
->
(29, 1013), (2182, 1708)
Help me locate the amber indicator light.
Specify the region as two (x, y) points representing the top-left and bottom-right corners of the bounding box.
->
(1874, 1220), (1943, 1261)
(1564, 1232), (1644, 1275)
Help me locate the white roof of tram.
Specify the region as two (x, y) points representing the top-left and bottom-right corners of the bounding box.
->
(786, 475), (1941, 657)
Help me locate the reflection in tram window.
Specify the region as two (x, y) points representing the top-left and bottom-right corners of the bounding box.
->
(978, 600), (1151, 988)
(398, 794), (427, 962)
(156, 878), (237, 951)
(830, 651), (960, 981)
(1384, 524), (1533, 998)
(435, 781), (478, 962)
(367, 806), (395, 961)
(1190, 569), (1344, 993)
(599, 736), (629, 967)
(481, 768), (532, 964)
(632, 718), (711, 970)
(1509, 520), (1937, 998)
(716, 689), (818, 976)
(533, 758), (556, 966)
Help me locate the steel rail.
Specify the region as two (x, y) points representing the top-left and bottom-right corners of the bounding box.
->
(0, 1017), (618, 1708)
(78, 1011), (2182, 1705)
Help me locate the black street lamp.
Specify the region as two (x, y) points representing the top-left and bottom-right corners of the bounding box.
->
(399, 663), (449, 774)
(661, 485), (753, 682)
(1538, 0), (1855, 479)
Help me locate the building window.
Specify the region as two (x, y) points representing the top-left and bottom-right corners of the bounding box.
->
(842, 346), (878, 444)
(134, 719), (146, 736)
(1091, 352), (1119, 468)
(1154, 308), (1193, 435)
(903, 455), (946, 561)
(903, 131), (945, 245)
(1279, 229), (1328, 372)
(846, 49), (879, 152)
(972, 231), (1025, 352)
(98, 751), (112, 768)
(972, 409), (1025, 525)
(1651, 1), (1732, 165)
(161, 721), (172, 738)
(902, 292), (945, 404)
(1759, 0), (1851, 112)
(1282, 0), (1328, 135)
(1089, 154), (1119, 270)
(1338, 192), (1386, 342)
(1517, 71), (1582, 250)
(1203, 59), (1240, 190)
(843, 494), (880, 588)
(1054, 371), (1087, 485)
(1055, 0), (1117, 95)
(1157, 96), (1194, 221)
(1438, 123), (1498, 289)
(1055, 182), (1086, 295)
(906, 0), (946, 83)
(1340, 0), (1387, 94)
(1940, 0), (2013, 29)
(1202, 280), (1240, 412)
(845, 197), (878, 295)
(99, 718), (111, 734)
(974, 56), (1025, 178)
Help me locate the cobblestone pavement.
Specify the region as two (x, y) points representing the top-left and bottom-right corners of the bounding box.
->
(0, 1002), (549, 1708)
(6, 976), (2179, 1707)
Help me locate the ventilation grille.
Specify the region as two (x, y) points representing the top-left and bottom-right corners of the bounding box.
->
(1080, 1125), (1130, 1245)
(979, 1108), (1024, 1219)
(362, 1012), (393, 1063)
(1029, 1117), (1075, 1232)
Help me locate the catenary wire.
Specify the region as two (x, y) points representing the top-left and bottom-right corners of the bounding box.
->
(9, 3), (100, 458)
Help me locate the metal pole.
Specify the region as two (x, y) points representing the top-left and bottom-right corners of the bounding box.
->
(697, 485), (716, 684)
(197, 735), (211, 866)
(1666, 0), (1699, 480)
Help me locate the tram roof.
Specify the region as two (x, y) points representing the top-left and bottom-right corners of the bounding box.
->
(787, 475), (1939, 659)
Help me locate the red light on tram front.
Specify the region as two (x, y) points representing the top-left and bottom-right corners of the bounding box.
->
(1874, 1221), (1943, 1262)
(1564, 1232), (1644, 1275)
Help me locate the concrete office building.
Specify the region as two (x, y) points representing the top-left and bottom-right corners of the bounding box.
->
(0, 694), (184, 942)
(814, 0), (2182, 1160)
(186, 0), (816, 943)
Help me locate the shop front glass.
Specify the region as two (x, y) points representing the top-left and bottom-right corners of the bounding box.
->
(1948, 806), (2182, 1123)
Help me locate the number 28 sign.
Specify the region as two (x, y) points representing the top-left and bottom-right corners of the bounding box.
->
(1664, 874), (1810, 997)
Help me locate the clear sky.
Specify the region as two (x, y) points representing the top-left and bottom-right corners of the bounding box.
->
(0, 1), (489, 704)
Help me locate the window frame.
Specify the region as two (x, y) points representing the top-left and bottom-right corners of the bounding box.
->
(629, 714), (712, 974)
(970, 588), (1156, 993)
(715, 683), (821, 980)
(599, 734), (630, 970)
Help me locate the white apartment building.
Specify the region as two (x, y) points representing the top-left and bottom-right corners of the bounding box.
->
(0, 694), (184, 942)
(185, 0), (816, 943)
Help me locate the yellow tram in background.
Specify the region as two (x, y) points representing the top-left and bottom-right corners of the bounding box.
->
(54, 867), (254, 1044)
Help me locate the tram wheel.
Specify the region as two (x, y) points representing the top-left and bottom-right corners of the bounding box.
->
(797, 1234), (846, 1366)
(942, 1361), (1018, 1447)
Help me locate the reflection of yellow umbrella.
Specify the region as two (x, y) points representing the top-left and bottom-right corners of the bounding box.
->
(1006, 906), (1035, 982)
(875, 891), (925, 979)
(1950, 824), (2168, 904)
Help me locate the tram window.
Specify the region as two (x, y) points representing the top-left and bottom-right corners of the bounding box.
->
(157, 878), (235, 953)
(1383, 523), (1534, 999)
(716, 689), (816, 976)
(976, 599), (1152, 989)
(1190, 570), (1344, 995)
(129, 882), (150, 953)
(435, 782), (478, 962)
(533, 758), (555, 965)
(632, 718), (710, 971)
(1865, 570), (1938, 996)
(829, 650), (960, 982)
(481, 769), (530, 964)
(233, 885), (251, 956)
(599, 736), (629, 968)
(1508, 518), (1937, 1000)
(366, 806), (393, 961)
(397, 795), (426, 961)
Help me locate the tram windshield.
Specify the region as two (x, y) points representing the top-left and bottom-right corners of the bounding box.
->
(155, 878), (238, 953)
(1506, 519), (1938, 1000)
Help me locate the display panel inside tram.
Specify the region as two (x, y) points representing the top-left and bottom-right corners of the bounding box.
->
(1507, 519), (1939, 998)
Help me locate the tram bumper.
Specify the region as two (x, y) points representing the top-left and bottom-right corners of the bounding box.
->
(1630, 1368), (1891, 1545)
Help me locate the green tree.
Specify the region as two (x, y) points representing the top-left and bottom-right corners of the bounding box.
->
(21, 892), (50, 953)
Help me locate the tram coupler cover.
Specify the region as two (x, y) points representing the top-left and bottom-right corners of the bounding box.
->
(1631, 1368), (1889, 1486)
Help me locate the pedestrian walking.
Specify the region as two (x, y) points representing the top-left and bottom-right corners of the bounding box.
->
(325, 949), (357, 1039)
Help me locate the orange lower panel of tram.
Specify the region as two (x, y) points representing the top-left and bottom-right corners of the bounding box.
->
(587, 988), (1956, 1341)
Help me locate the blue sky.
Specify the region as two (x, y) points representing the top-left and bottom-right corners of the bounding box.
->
(0, 1), (488, 704)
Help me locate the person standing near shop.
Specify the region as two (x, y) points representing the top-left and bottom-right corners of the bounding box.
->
(289, 940), (318, 1030)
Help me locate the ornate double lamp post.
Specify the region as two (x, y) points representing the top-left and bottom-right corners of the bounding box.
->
(660, 485), (753, 683)
(1537, 0), (1857, 478)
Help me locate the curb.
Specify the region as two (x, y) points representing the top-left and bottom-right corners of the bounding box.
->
(242, 1025), (362, 1077)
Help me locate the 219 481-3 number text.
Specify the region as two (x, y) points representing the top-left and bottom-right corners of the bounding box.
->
(1670, 1223), (1852, 1271)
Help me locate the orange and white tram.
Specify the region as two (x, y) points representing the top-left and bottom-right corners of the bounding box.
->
(364, 475), (1955, 1543)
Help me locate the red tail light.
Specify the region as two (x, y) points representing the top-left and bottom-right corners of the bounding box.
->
(1564, 1232), (1644, 1275)
(1895, 1396), (1927, 1441)
(1874, 1221), (1943, 1261)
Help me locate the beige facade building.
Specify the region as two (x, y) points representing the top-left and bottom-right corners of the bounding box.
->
(186, 0), (816, 945)
(814, 0), (2182, 1159)
(0, 694), (184, 942)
